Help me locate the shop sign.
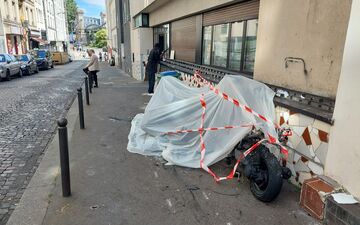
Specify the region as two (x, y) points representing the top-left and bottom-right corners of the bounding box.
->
(10, 26), (21, 35)
(31, 30), (41, 37)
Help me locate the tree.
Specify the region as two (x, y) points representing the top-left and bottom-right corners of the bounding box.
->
(66, 0), (78, 33)
(91, 29), (107, 48)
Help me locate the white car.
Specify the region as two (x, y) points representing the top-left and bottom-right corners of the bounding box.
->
(0, 53), (23, 81)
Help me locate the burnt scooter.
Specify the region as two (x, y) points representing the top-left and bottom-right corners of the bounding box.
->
(230, 128), (292, 202)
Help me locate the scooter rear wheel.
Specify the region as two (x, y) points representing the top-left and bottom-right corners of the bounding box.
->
(249, 149), (283, 202)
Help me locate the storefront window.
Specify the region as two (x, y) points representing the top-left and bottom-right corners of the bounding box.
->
(229, 22), (244, 71)
(211, 24), (229, 68)
(202, 26), (212, 65)
(243, 19), (258, 72)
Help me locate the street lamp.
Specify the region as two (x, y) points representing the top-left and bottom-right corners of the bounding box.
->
(21, 19), (31, 52)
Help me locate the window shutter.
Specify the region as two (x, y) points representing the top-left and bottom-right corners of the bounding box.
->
(203, 0), (260, 26)
(171, 16), (197, 62)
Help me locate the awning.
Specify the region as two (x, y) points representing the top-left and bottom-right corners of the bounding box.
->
(30, 37), (48, 45)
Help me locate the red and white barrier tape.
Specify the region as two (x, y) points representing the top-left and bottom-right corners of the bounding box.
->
(192, 71), (289, 158)
(164, 71), (290, 182)
(193, 71), (280, 130)
(166, 123), (256, 135)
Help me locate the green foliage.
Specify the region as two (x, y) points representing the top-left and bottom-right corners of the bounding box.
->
(90, 29), (107, 48)
(66, 0), (78, 33)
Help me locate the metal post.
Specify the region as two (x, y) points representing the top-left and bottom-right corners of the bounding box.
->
(89, 74), (93, 94)
(84, 77), (90, 105)
(57, 118), (71, 197)
(77, 88), (85, 129)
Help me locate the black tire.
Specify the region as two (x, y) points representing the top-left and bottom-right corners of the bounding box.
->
(6, 70), (11, 81)
(249, 148), (283, 202)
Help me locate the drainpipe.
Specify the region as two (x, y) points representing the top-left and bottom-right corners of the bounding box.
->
(52, 0), (58, 50)
(42, 0), (48, 49)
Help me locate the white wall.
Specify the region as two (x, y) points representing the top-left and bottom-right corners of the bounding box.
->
(131, 28), (153, 80)
(54, 0), (67, 42)
(325, 0), (360, 199)
(0, 9), (5, 53)
(105, 0), (120, 64)
(35, 0), (46, 31)
(254, 0), (351, 98)
(147, 0), (235, 26)
(130, 0), (154, 80)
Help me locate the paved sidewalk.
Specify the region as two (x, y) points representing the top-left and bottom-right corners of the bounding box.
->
(8, 64), (319, 225)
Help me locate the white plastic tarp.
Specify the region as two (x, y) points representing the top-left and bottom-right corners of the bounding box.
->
(127, 75), (277, 168)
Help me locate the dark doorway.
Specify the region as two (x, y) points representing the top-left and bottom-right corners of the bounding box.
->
(158, 34), (164, 52)
(153, 24), (169, 57)
(14, 36), (19, 54)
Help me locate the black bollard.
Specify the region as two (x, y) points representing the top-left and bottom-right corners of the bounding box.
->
(84, 77), (90, 105)
(77, 88), (85, 129)
(88, 74), (93, 94)
(57, 118), (71, 197)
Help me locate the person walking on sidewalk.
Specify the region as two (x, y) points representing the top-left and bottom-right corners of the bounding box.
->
(84, 49), (100, 88)
(99, 52), (102, 62)
(145, 43), (162, 95)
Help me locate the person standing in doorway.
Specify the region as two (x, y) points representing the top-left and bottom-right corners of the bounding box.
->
(84, 49), (100, 88)
(145, 43), (161, 95)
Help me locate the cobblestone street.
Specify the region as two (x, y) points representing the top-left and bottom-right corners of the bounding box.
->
(0, 61), (86, 224)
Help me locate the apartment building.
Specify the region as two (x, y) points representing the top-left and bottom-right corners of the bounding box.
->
(53, 0), (67, 51)
(0, 8), (6, 52)
(0, 0), (24, 54)
(0, 0), (67, 53)
(100, 11), (106, 27)
(33, 0), (47, 47)
(83, 16), (101, 28)
(74, 9), (86, 45)
(105, 0), (124, 67)
(18, 0), (40, 50)
(43, 0), (67, 51)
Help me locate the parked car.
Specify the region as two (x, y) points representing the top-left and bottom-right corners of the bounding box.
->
(17, 54), (39, 75)
(32, 50), (54, 70)
(0, 53), (23, 81)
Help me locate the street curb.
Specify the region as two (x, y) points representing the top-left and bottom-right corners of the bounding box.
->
(6, 93), (80, 225)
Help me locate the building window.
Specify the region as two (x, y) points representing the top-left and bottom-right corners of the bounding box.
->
(31, 9), (34, 25)
(202, 26), (212, 65)
(243, 19), (258, 72)
(202, 19), (258, 74)
(229, 21), (244, 71)
(134, 13), (149, 28)
(211, 24), (229, 68)
(12, 1), (16, 21)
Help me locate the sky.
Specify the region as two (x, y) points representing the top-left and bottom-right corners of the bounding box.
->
(77, 0), (105, 18)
